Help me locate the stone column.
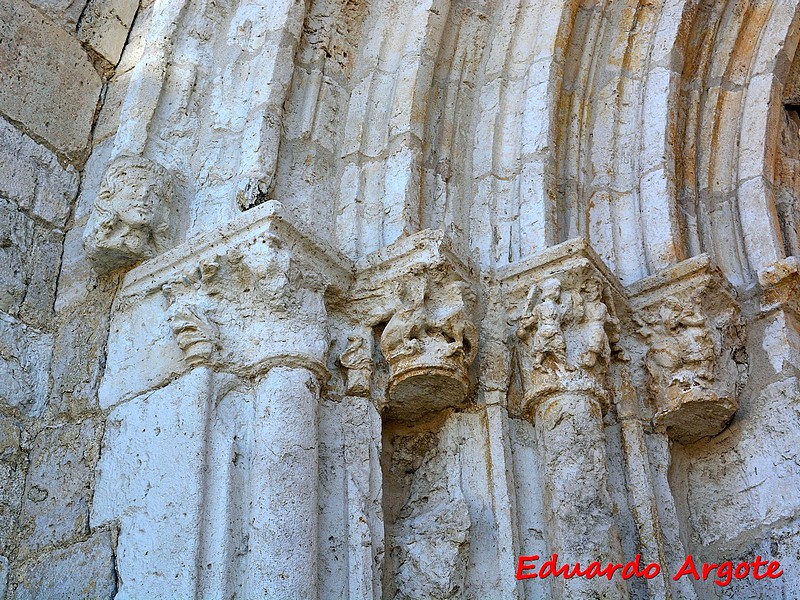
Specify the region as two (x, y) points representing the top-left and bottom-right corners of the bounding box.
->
(247, 366), (321, 599)
(615, 369), (675, 600)
(532, 389), (626, 600)
(483, 395), (524, 600)
(163, 255), (324, 599)
(339, 333), (383, 599)
(187, 228), (333, 600)
(348, 231), (480, 599)
(501, 241), (629, 599)
(89, 202), (353, 599)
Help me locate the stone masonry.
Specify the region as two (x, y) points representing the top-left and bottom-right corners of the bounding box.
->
(2, 0), (800, 599)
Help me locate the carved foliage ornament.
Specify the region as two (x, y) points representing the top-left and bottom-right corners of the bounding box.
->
(85, 155), (173, 273)
(160, 231), (328, 374)
(162, 260), (220, 369)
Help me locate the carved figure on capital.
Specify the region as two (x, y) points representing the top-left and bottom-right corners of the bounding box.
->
(578, 277), (620, 371)
(378, 269), (478, 419)
(339, 334), (375, 397)
(84, 155), (173, 273)
(163, 288), (219, 368)
(634, 292), (743, 442)
(514, 274), (619, 413)
(156, 231), (329, 376)
(381, 268), (429, 363)
(516, 278), (570, 373)
(636, 297), (716, 391)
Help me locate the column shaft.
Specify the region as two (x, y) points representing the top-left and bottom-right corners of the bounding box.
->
(247, 366), (320, 599)
(535, 392), (628, 599)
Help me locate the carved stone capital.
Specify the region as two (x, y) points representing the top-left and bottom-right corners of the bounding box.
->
(498, 239), (626, 421)
(338, 333), (374, 397)
(628, 255), (745, 443)
(84, 155), (173, 274)
(349, 230), (479, 420)
(111, 201), (353, 383)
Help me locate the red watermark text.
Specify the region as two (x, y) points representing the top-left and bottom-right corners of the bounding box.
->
(516, 554), (783, 587)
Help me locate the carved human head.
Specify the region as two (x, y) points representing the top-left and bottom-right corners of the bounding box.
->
(97, 155), (171, 231)
(85, 155), (173, 272)
(583, 277), (603, 300)
(539, 278), (561, 301)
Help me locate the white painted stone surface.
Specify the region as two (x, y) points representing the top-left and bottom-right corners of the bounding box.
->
(683, 378), (800, 547)
(92, 369), (212, 599)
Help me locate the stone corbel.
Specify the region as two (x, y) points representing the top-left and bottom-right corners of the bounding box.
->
(628, 255), (745, 444)
(84, 155), (174, 274)
(348, 230), (479, 421)
(498, 238), (627, 421)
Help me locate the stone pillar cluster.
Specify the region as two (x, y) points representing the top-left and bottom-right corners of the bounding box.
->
(87, 196), (746, 599)
(6, 0), (800, 596)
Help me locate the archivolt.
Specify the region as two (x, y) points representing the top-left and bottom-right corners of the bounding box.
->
(552, 0), (800, 287)
(275, 0), (800, 283)
(555, 0), (696, 285)
(676, 0), (800, 286)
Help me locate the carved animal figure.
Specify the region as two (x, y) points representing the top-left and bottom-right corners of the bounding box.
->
(381, 277), (428, 361)
(340, 334), (373, 370)
(640, 297), (716, 390)
(429, 281), (478, 362)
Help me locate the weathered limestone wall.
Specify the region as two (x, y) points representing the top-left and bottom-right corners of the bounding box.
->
(3, 0), (800, 599)
(0, 0), (137, 597)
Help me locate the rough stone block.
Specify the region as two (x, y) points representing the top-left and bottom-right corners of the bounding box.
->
(690, 523), (800, 599)
(0, 555), (7, 600)
(78, 0), (139, 66)
(0, 197), (63, 330)
(0, 417), (25, 556)
(17, 420), (100, 555)
(25, 0), (88, 31)
(0, 0), (102, 163)
(12, 531), (116, 600)
(92, 72), (131, 145)
(0, 313), (52, 418)
(49, 276), (117, 413)
(0, 117), (78, 226)
(54, 221), (95, 312)
(114, 1), (151, 75)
